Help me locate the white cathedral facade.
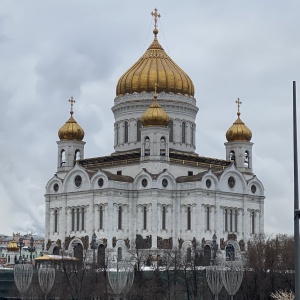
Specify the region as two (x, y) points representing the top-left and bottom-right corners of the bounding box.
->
(44, 12), (264, 264)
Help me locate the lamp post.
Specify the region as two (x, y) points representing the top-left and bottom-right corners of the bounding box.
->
(90, 232), (97, 268)
(28, 237), (36, 264)
(18, 238), (25, 264)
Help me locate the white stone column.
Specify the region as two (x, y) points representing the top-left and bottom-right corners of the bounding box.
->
(151, 191), (158, 248)
(45, 197), (51, 243)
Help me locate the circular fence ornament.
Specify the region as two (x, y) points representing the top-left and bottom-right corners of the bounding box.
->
(206, 265), (223, 299)
(38, 267), (56, 300)
(14, 264), (33, 300)
(221, 260), (243, 300)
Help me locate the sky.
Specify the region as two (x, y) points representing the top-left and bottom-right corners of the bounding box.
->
(0, 0), (299, 236)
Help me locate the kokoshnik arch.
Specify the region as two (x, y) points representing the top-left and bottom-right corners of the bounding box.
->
(44, 9), (264, 264)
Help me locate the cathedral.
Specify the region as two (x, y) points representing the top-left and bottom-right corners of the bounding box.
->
(44, 9), (265, 264)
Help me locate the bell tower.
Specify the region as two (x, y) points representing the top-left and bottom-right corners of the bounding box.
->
(225, 98), (253, 174)
(57, 97), (85, 175)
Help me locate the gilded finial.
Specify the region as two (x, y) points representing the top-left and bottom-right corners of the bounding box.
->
(69, 96), (76, 116)
(151, 8), (160, 36)
(236, 98), (242, 117)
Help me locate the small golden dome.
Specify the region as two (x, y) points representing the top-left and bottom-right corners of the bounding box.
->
(226, 98), (252, 142)
(7, 240), (19, 252)
(116, 27), (194, 97)
(141, 100), (170, 127)
(58, 97), (85, 141)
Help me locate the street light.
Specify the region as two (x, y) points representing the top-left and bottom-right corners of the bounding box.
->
(18, 238), (25, 264)
(28, 237), (36, 263)
(90, 232), (97, 268)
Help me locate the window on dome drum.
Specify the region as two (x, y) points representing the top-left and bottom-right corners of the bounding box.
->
(145, 137), (150, 156)
(160, 137), (166, 156)
(143, 206), (147, 230)
(206, 207), (210, 230)
(187, 207), (191, 230)
(191, 125), (194, 146)
(116, 123), (119, 145)
(244, 150), (249, 167)
(124, 121), (129, 143)
(162, 207), (166, 230)
(182, 122), (186, 143)
(61, 150), (66, 166)
(118, 206), (122, 230)
(54, 210), (58, 233)
(76, 208), (80, 231)
(99, 206), (103, 230)
(168, 120), (173, 142)
(251, 211), (255, 234)
(188, 171), (193, 176)
(81, 207), (84, 230)
(229, 150), (235, 162)
(137, 120), (142, 142)
(72, 208), (75, 231)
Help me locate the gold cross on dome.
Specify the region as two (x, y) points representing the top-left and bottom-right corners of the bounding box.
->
(236, 98), (242, 116)
(151, 8), (161, 29)
(69, 96), (76, 115)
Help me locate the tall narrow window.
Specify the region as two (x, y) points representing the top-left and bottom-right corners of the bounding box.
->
(81, 207), (85, 230)
(137, 120), (142, 142)
(229, 150), (235, 162)
(206, 207), (210, 230)
(54, 210), (58, 233)
(230, 209), (233, 232)
(61, 150), (66, 166)
(145, 137), (150, 156)
(118, 206), (122, 230)
(191, 125), (194, 146)
(160, 137), (166, 156)
(168, 120), (173, 142)
(117, 247), (122, 261)
(162, 207), (166, 230)
(187, 247), (192, 263)
(124, 121), (128, 143)
(99, 206), (103, 230)
(76, 208), (80, 231)
(244, 151), (249, 167)
(225, 209), (228, 231)
(182, 122), (186, 143)
(75, 150), (81, 161)
(251, 211), (255, 234)
(116, 123), (119, 145)
(187, 207), (191, 230)
(143, 206), (147, 230)
(235, 210), (238, 232)
(72, 208), (75, 231)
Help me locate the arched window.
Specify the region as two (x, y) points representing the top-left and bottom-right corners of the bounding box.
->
(137, 120), (142, 142)
(229, 150), (235, 162)
(187, 247), (192, 263)
(187, 206), (191, 230)
(206, 207), (210, 230)
(124, 121), (128, 143)
(182, 122), (186, 143)
(54, 210), (58, 233)
(81, 207), (85, 230)
(72, 208), (75, 231)
(118, 206), (122, 230)
(117, 247), (122, 261)
(203, 245), (211, 266)
(244, 151), (249, 167)
(225, 209), (228, 231)
(76, 208), (80, 231)
(160, 137), (166, 156)
(75, 150), (81, 162)
(251, 211), (255, 234)
(145, 137), (150, 156)
(143, 206), (147, 230)
(162, 206), (166, 230)
(116, 123), (119, 145)
(61, 150), (66, 166)
(168, 120), (173, 142)
(99, 206), (103, 230)
(191, 124), (194, 146)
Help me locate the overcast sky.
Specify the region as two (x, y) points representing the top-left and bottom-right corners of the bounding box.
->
(0, 1), (299, 236)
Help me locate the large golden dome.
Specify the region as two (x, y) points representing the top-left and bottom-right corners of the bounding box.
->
(226, 99), (252, 142)
(141, 98), (170, 127)
(7, 240), (19, 252)
(116, 28), (194, 97)
(58, 97), (85, 141)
